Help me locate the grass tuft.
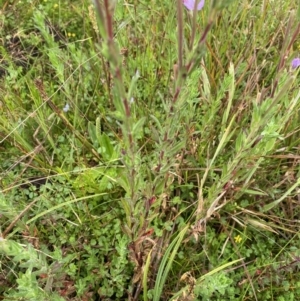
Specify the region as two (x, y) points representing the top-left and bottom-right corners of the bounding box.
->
(0, 0), (300, 300)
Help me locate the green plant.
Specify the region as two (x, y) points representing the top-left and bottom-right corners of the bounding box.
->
(0, 0), (300, 300)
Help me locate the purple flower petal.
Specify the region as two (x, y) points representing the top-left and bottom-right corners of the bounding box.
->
(291, 57), (300, 69)
(183, 0), (205, 11)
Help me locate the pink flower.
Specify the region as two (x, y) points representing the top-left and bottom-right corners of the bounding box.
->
(183, 0), (205, 11)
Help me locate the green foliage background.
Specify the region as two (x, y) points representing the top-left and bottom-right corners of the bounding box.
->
(0, 0), (300, 300)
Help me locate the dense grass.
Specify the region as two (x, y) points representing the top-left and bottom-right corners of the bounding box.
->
(0, 0), (300, 300)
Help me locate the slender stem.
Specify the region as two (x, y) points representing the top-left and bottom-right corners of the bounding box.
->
(177, 0), (183, 74)
(104, 0), (113, 41)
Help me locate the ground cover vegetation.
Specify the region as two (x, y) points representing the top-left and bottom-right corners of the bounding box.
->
(0, 0), (300, 300)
